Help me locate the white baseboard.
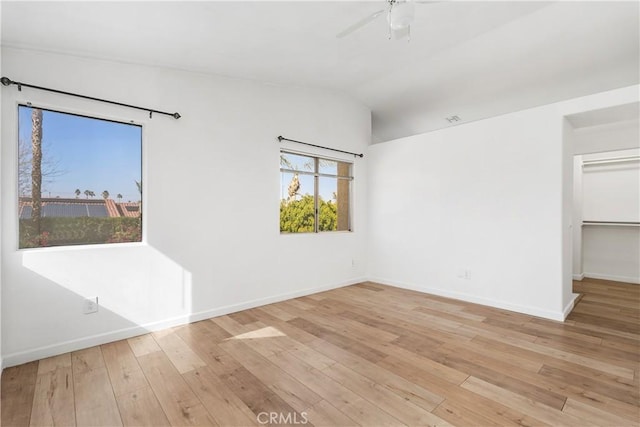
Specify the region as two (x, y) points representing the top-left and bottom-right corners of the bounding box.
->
(369, 276), (567, 322)
(573, 273), (584, 281)
(583, 272), (640, 285)
(2, 277), (365, 369)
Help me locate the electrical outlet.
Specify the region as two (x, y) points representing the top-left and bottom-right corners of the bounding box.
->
(83, 297), (98, 314)
(457, 269), (472, 280)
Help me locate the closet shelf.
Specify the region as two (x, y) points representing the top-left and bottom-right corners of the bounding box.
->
(582, 221), (640, 227)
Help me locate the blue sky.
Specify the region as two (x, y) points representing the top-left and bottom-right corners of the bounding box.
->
(280, 152), (348, 201)
(19, 105), (142, 201)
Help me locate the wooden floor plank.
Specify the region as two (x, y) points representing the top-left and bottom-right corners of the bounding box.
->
(562, 397), (638, 427)
(137, 350), (216, 426)
(152, 329), (207, 374)
(461, 376), (595, 427)
(72, 347), (123, 427)
(115, 386), (171, 427)
(2, 279), (639, 427)
(321, 361), (452, 426)
(182, 366), (258, 426)
(266, 350), (404, 426)
(304, 399), (359, 427)
(219, 339), (323, 412)
(1, 361), (39, 427)
(127, 334), (161, 358)
(29, 354), (75, 427)
(101, 340), (149, 397)
(218, 365), (305, 423)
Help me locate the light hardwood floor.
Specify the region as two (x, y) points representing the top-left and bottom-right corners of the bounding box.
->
(2, 279), (639, 426)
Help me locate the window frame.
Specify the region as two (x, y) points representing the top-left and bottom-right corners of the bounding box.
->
(15, 102), (145, 250)
(279, 149), (354, 234)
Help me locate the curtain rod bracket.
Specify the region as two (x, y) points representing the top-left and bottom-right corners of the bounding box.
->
(277, 135), (364, 158)
(1, 76), (181, 120)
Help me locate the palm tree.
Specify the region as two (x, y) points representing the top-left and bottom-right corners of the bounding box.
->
(31, 108), (43, 234)
(89, 190), (95, 198)
(84, 190), (90, 199)
(75, 188), (81, 198)
(117, 193), (123, 203)
(102, 190), (109, 199)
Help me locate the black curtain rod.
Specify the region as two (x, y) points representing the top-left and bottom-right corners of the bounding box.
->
(1, 76), (181, 120)
(277, 136), (364, 158)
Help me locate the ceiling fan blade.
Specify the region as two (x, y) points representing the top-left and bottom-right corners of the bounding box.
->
(336, 9), (385, 38)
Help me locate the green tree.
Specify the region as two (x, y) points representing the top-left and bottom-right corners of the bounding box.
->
(318, 199), (337, 231)
(102, 190), (110, 199)
(280, 194), (315, 232)
(75, 188), (81, 198)
(279, 195), (337, 233)
(117, 193), (123, 203)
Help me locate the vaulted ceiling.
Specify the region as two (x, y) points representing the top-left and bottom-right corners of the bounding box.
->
(2, 1), (638, 143)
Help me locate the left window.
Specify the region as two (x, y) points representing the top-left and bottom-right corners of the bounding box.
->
(18, 105), (142, 248)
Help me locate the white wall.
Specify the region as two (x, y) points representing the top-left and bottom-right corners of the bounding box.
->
(1, 47), (370, 367)
(583, 226), (640, 283)
(573, 119), (639, 155)
(572, 155), (584, 279)
(0, 3), (3, 372)
(581, 149), (640, 222)
(368, 86), (639, 321)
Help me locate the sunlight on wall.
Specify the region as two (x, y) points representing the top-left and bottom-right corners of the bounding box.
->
(21, 244), (192, 325)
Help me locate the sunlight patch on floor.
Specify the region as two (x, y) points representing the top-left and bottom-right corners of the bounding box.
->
(227, 326), (286, 340)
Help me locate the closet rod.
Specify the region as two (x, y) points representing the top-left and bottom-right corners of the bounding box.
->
(582, 156), (639, 166)
(582, 221), (640, 227)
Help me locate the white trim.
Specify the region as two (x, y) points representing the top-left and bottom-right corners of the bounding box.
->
(573, 273), (585, 281)
(563, 293), (581, 320)
(583, 273), (640, 285)
(368, 276), (567, 321)
(2, 277), (365, 369)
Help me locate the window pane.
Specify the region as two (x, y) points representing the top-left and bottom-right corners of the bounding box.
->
(280, 152), (314, 172)
(18, 105), (142, 248)
(280, 171), (315, 233)
(318, 159), (352, 178)
(319, 159), (337, 175)
(318, 176), (350, 232)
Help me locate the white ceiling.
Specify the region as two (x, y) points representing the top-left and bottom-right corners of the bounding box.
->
(2, 1), (638, 143)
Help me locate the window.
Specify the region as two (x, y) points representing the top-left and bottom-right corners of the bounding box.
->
(280, 151), (352, 233)
(18, 105), (142, 248)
